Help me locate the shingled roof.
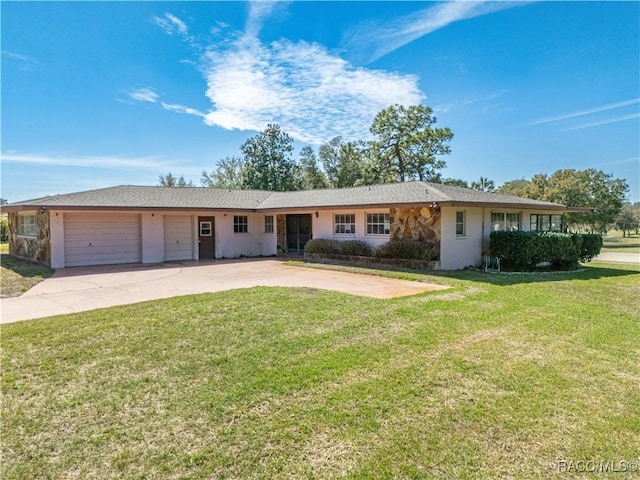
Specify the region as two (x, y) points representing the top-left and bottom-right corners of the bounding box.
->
(5, 182), (579, 212)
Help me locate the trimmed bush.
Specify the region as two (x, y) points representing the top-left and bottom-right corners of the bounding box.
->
(489, 231), (541, 269)
(579, 234), (603, 262)
(0, 218), (8, 243)
(375, 239), (437, 261)
(339, 240), (373, 257)
(490, 231), (599, 270)
(304, 238), (340, 254)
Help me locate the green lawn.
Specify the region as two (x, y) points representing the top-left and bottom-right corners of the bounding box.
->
(2, 264), (639, 479)
(602, 231), (640, 254)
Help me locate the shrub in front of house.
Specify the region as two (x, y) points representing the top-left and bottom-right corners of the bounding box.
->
(375, 239), (437, 261)
(304, 238), (341, 254)
(339, 240), (373, 257)
(0, 218), (8, 243)
(489, 231), (542, 270)
(579, 234), (603, 262)
(490, 231), (601, 270)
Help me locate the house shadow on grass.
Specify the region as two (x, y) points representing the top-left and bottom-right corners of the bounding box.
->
(427, 263), (640, 287)
(296, 260), (639, 287)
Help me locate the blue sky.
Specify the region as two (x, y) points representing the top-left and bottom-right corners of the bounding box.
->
(2, 1), (639, 203)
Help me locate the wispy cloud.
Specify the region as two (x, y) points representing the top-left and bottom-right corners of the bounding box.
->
(563, 113), (640, 131)
(0, 152), (172, 170)
(532, 98), (640, 125)
(201, 36), (424, 144)
(160, 102), (205, 117)
(246, 1), (288, 38)
(153, 13), (188, 35)
(128, 87), (159, 103)
(343, 1), (528, 64)
(2, 50), (42, 71)
(146, 3), (425, 144)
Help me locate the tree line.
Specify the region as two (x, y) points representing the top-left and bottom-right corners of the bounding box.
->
(161, 104), (454, 191)
(158, 103), (631, 233)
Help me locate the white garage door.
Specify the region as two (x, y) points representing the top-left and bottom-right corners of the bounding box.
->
(164, 216), (193, 261)
(64, 214), (142, 267)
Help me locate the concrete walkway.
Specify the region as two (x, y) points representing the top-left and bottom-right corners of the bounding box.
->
(592, 252), (640, 264)
(1, 258), (447, 324)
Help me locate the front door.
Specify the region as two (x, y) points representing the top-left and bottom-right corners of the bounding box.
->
(198, 216), (215, 259)
(286, 214), (312, 254)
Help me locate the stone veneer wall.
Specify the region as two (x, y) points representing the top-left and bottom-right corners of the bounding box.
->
(276, 214), (287, 255)
(390, 206), (441, 258)
(8, 211), (52, 265)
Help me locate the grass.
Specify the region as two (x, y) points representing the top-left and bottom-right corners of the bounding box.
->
(2, 263), (639, 479)
(0, 252), (54, 298)
(601, 231), (640, 254)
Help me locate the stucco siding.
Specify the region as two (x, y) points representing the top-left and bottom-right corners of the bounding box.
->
(440, 207), (485, 270)
(311, 208), (392, 249)
(214, 212), (276, 258)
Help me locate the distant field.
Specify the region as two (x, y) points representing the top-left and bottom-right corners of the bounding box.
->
(602, 231), (640, 254)
(2, 263), (639, 479)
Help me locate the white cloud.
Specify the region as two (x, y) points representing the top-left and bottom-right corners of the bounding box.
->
(128, 87), (159, 103)
(153, 12), (188, 36)
(201, 36), (424, 144)
(343, 1), (529, 64)
(532, 98), (640, 125)
(0, 152), (172, 170)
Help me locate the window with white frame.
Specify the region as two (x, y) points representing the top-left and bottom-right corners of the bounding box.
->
(334, 214), (355, 235)
(455, 211), (466, 237)
(264, 215), (274, 234)
(530, 214), (563, 232)
(491, 212), (521, 231)
(200, 221), (212, 236)
(234, 215), (248, 234)
(366, 213), (390, 235)
(18, 214), (37, 237)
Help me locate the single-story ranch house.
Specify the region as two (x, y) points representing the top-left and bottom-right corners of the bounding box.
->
(4, 181), (589, 270)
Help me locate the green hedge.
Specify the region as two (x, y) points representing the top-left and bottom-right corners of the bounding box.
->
(304, 238), (341, 254)
(489, 231), (602, 270)
(580, 234), (603, 262)
(339, 240), (373, 257)
(0, 218), (8, 243)
(375, 239), (437, 261)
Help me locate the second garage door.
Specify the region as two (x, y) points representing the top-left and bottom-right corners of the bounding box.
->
(64, 214), (142, 267)
(164, 216), (194, 261)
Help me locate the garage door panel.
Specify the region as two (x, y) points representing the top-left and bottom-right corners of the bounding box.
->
(64, 214), (141, 267)
(164, 216), (193, 261)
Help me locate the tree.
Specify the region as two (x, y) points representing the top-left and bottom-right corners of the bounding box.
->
(298, 146), (328, 190)
(370, 104), (453, 182)
(470, 177), (495, 192)
(158, 173), (194, 187)
(0, 198), (7, 205)
(440, 178), (469, 188)
(241, 124), (299, 191)
(319, 137), (370, 188)
(201, 156), (246, 189)
(542, 169), (628, 233)
(614, 203), (639, 237)
(496, 179), (530, 197)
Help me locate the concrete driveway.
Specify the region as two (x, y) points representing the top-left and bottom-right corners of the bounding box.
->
(1, 258), (447, 324)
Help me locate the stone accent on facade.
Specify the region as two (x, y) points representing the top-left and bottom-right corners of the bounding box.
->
(8, 211), (52, 265)
(276, 214), (287, 255)
(390, 206), (441, 258)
